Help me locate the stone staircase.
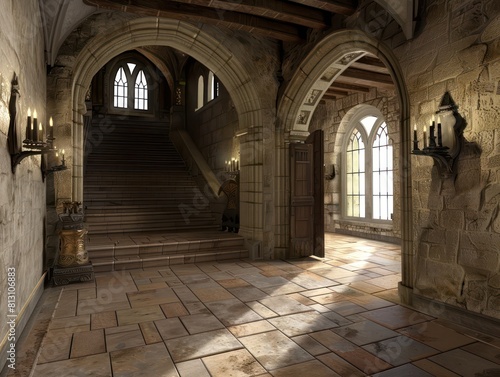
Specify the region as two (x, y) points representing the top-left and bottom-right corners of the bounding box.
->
(83, 116), (247, 271)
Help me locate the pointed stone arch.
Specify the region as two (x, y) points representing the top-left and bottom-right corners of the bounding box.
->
(277, 29), (414, 296)
(69, 17), (265, 243)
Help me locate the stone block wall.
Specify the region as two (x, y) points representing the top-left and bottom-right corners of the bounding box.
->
(0, 0), (47, 371)
(396, 0), (500, 319)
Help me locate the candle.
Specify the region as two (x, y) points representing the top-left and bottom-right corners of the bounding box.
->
(49, 117), (54, 139)
(26, 108), (32, 141)
(413, 124), (419, 151)
(33, 110), (38, 142)
(236, 159), (239, 171)
(423, 126), (427, 148)
(61, 149), (65, 165)
(38, 123), (43, 142)
(437, 115), (442, 147)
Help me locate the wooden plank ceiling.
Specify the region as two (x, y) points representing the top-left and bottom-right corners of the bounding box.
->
(83, 0), (394, 99)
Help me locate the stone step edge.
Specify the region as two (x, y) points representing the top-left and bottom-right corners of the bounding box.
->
(91, 249), (249, 272)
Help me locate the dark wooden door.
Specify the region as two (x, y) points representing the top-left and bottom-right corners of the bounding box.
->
(290, 130), (324, 258)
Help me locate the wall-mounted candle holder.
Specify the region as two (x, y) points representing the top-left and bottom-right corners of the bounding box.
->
(412, 92), (465, 178)
(325, 164), (336, 180)
(11, 113), (66, 174)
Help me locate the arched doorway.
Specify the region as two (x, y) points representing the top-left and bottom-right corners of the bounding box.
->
(66, 18), (271, 250)
(277, 29), (413, 299)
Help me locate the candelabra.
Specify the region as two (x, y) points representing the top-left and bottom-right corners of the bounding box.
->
(411, 92), (465, 178)
(11, 112), (67, 174)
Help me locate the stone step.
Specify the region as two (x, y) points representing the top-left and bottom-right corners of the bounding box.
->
(85, 211), (214, 224)
(86, 223), (218, 235)
(87, 232), (245, 272)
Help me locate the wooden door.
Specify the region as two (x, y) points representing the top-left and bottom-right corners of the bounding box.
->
(290, 130), (324, 258)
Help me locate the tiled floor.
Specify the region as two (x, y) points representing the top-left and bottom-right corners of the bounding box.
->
(5, 233), (500, 376)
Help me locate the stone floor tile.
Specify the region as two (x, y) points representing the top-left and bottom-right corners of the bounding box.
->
(155, 317), (189, 340)
(70, 329), (106, 358)
(258, 295), (311, 315)
(139, 321), (163, 344)
(180, 313), (225, 334)
(245, 301), (278, 318)
(105, 324), (139, 335)
(239, 330), (314, 370)
(205, 298), (262, 325)
(189, 285), (235, 302)
(116, 305), (165, 326)
(49, 314), (91, 330)
(351, 295), (395, 310)
(160, 302), (189, 317)
(227, 286), (269, 302)
(202, 349), (267, 377)
(268, 311), (339, 336)
(349, 280), (386, 294)
(301, 287), (336, 297)
(165, 329), (243, 362)
(78, 287), (97, 300)
(462, 342), (500, 365)
(363, 335), (439, 366)
(333, 320), (399, 345)
(136, 282), (168, 291)
(292, 334), (330, 356)
(176, 359), (211, 377)
(309, 291), (345, 305)
(310, 329), (392, 374)
(228, 320), (276, 337)
(33, 353), (112, 377)
(37, 328), (73, 364)
(110, 343), (179, 377)
(286, 292), (317, 306)
(316, 352), (365, 376)
(185, 301), (211, 315)
(286, 271), (338, 290)
(260, 281), (305, 296)
(77, 296), (130, 315)
(217, 278), (250, 288)
(325, 300), (367, 316)
(241, 274), (291, 289)
(360, 305), (433, 329)
(106, 329), (145, 352)
(398, 321), (475, 351)
(321, 310), (354, 327)
(127, 287), (180, 308)
(173, 286), (200, 304)
(429, 349), (500, 376)
(371, 363), (433, 376)
(411, 359), (461, 376)
(271, 359), (341, 377)
(91, 310), (117, 330)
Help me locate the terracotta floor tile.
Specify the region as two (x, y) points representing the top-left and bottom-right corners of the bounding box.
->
(316, 352), (365, 377)
(91, 310), (117, 330)
(258, 295), (311, 315)
(228, 320), (276, 337)
(360, 305), (434, 329)
(180, 313), (225, 334)
(271, 359), (341, 377)
(227, 286), (269, 302)
(333, 320), (399, 346)
(292, 334), (330, 356)
(139, 321), (163, 344)
(205, 298), (262, 326)
(127, 287), (180, 308)
(176, 359), (211, 377)
(429, 349), (500, 376)
(106, 329), (145, 352)
(412, 359), (461, 377)
(269, 311), (339, 336)
(155, 317), (189, 340)
(372, 363), (433, 376)
(160, 302), (189, 317)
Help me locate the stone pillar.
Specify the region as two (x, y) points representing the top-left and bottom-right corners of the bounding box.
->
(53, 201), (94, 285)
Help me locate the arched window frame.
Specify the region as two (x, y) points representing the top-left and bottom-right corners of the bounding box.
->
(110, 59), (152, 114)
(196, 75), (204, 110)
(342, 108), (393, 223)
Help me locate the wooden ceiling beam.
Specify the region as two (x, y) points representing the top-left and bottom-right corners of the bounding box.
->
(83, 0), (304, 41)
(167, 0), (331, 29)
(330, 82), (370, 93)
(336, 67), (394, 89)
(287, 0), (357, 16)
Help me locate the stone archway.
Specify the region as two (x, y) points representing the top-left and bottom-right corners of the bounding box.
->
(68, 17), (267, 247)
(276, 29), (414, 298)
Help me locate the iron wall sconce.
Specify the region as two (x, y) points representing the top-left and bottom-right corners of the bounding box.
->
(11, 112), (67, 175)
(225, 158), (239, 172)
(411, 92), (465, 178)
(8, 73), (66, 176)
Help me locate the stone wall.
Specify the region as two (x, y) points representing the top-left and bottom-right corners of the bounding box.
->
(0, 0), (47, 371)
(185, 60), (240, 175)
(395, 0), (500, 319)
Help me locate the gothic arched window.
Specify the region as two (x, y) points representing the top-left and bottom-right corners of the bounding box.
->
(112, 61), (150, 111)
(343, 110), (393, 222)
